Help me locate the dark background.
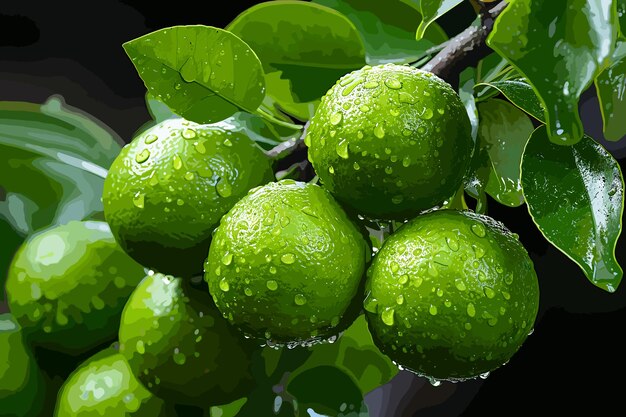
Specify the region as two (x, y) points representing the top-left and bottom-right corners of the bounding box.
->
(2, 1), (625, 415)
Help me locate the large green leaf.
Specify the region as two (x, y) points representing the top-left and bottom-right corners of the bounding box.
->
(0, 97), (121, 236)
(478, 98), (534, 207)
(315, 0), (448, 64)
(123, 25), (266, 124)
(521, 126), (624, 292)
(414, 0), (464, 40)
(488, 0), (617, 145)
(227, 1), (366, 120)
(619, 0), (626, 35)
(476, 79), (545, 122)
(595, 40), (626, 141)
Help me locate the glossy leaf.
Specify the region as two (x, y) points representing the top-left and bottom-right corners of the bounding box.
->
(228, 1), (366, 120)
(476, 79), (545, 122)
(521, 126), (624, 292)
(0, 97), (121, 235)
(619, 0), (626, 35)
(478, 99), (534, 207)
(315, 0), (448, 64)
(595, 40), (626, 141)
(488, 0), (617, 145)
(214, 112), (301, 150)
(123, 25), (266, 123)
(415, 0), (464, 40)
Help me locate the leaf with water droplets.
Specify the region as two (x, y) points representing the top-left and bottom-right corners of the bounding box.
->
(595, 40), (626, 141)
(487, 0), (617, 145)
(415, 0), (464, 40)
(475, 80), (545, 122)
(123, 26), (265, 123)
(477, 99), (534, 207)
(521, 126), (624, 292)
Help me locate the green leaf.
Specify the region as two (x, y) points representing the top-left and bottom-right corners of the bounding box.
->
(488, 0), (617, 145)
(214, 112), (300, 150)
(0, 97), (121, 235)
(478, 98), (534, 207)
(227, 1), (366, 120)
(619, 0), (626, 35)
(595, 40), (626, 141)
(314, 0), (448, 65)
(415, 0), (464, 40)
(521, 126), (624, 292)
(123, 25), (266, 124)
(476, 80), (545, 122)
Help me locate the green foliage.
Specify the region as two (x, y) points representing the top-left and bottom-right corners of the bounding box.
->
(521, 126), (624, 292)
(487, 0), (617, 145)
(412, 0), (465, 40)
(595, 40), (626, 141)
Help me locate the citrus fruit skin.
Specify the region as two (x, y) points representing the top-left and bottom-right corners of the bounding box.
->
(118, 272), (254, 407)
(205, 180), (369, 344)
(103, 118), (275, 276)
(306, 64), (473, 220)
(0, 314), (45, 417)
(54, 350), (165, 417)
(364, 210), (539, 380)
(5, 221), (145, 354)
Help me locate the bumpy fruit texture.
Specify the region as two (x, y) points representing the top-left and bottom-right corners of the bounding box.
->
(118, 273), (254, 407)
(205, 180), (369, 344)
(365, 210), (539, 380)
(306, 64), (473, 220)
(0, 314), (45, 417)
(54, 350), (165, 417)
(103, 118), (275, 276)
(5, 221), (145, 354)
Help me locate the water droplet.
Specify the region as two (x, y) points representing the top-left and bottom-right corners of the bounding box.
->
(385, 78), (402, 89)
(471, 223), (486, 237)
(429, 305), (438, 315)
(390, 261), (400, 273)
(244, 287), (253, 296)
(357, 131), (364, 139)
(176, 199), (184, 206)
(342, 76), (364, 96)
(330, 112), (343, 126)
(401, 156), (411, 167)
(184, 171), (195, 181)
(197, 165), (213, 178)
(472, 244), (485, 258)
(437, 108), (445, 115)
(399, 274), (409, 285)
(173, 350), (187, 365)
(392, 195), (404, 205)
(135, 149), (150, 164)
(479, 371), (490, 380)
(396, 294), (404, 305)
(173, 154), (183, 170)
(221, 253), (233, 266)
(266, 280), (278, 291)
(281, 253), (295, 264)
(398, 92), (415, 104)
(436, 288), (444, 297)
(216, 178), (232, 197)
(446, 237), (459, 251)
(422, 108), (434, 120)
(144, 134), (158, 144)
(133, 192), (145, 209)
(136, 340), (146, 354)
(505, 274), (514, 285)
(501, 291), (511, 300)
(359, 104), (371, 112)
(294, 294), (307, 305)
(364, 80), (379, 89)
(374, 124), (385, 139)
(353, 161), (360, 170)
(428, 261), (438, 277)
(328, 166), (335, 174)
(455, 279), (467, 291)
(484, 287), (495, 299)
(381, 307), (395, 326)
(364, 292), (379, 313)
(219, 278), (229, 292)
(182, 128), (196, 139)
(467, 303), (476, 317)
(269, 266), (277, 274)
(336, 139), (349, 159)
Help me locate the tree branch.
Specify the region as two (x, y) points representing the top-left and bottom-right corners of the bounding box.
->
(422, 1), (508, 84)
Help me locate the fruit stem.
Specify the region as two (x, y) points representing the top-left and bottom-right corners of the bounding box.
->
(255, 107), (303, 132)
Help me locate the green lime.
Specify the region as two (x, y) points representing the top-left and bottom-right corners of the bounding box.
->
(364, 210), (539, 381)
(306, 64), (473, 220)
(0, 314), (45, 417)
(118, 272), (254, 407)
(205, 180), (369, 345)
(103, 118), (275, 276)
(54, 349), (165, 417)
(6, 221), (145, 354)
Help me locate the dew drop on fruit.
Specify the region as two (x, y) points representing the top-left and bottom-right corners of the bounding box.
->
(135, 149), (150, 164)
(269, 266), (277, 274)
(427, 261), (438, 277)
(294, 294), (307, 305)
(359, 104), (371, 113)
(384, 78), (402, 89)
(173, 349), (187, 365)
(399, 274), (409, 285)
(429, 305), (438, 316)
(280, 253), (295, 265)
(455, 279), (467, 291)
(197, 165), (213, 178)
(176, 199), (184, 206)
(330, 112), (343, 126)
(402, 156), (411, 168)
(182, 128), (197, 139)
(364, 292), (379, 313)
(328, 166), (335, 174)
(385, 166), (393, 174)
(173, 154), (183, 170)
(216, 177), (232, 197)
(396, 294), (404, 305)
(429, 377), (442, 387)
(132, 192), (145, 209)
(136, 340), (146, 354)
(479, 371), (490, 380)
(484, 287), (495, 299)
(467, 303), (476, 317)
(221, 253), (233, 266)
(446, 236), (460, 251)
(266, 280), (278, 291)
(223, 138), (233, 147)
(144, 134), (158, 144)
(501, 291), (511, 300)
(364, 80), (379, 89)
(353, 161), (360, 171)
(244, 287), (253, 296)
(381, 307), (395, 326)
(374, 123), (385, 139)
(423, 109), (434, 120)
(219, 278), (229, 292)
(477, 270), (486, 282)
(390, 261), (400, 273)
(184, 172), (195, 181)
(357, 130), (364, 139)
(505, 274), (514, 285)
(336, 138), (349, 159)
(471, 223), (486, 238)
(398, 92), (415, 104)
(304, 134), (311, 147)
(472, 244), (485, 258)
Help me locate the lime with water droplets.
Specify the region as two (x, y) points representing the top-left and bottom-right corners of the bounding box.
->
(204, 180), (369, 344)
(5, 221), (145, 355)
(54, 350), (165, 417)
(103, 118), (274, 276)
(364, 210), (539, 380)
(118, 272), (254, 407)
(305, 64), (473, 220)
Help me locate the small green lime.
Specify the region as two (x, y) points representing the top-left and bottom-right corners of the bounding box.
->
(364, 210), (539, 381)
(118, 272), (254, 407)
(205, 180), (369, 344)
(6, 221), (145, 354)
(54, 349), (165, 417)
(306, 64), (473, 220)
(0, 314), (45, 417)
(103, 118), (275, 276)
